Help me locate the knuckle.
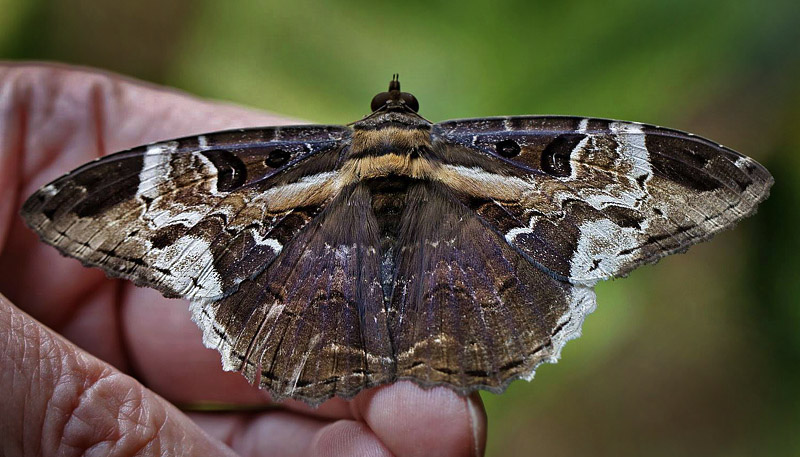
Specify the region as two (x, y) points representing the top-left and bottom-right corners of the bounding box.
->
(44, 367), (168, 457)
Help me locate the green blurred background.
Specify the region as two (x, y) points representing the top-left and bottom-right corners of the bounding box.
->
(2, 0), (798, 455)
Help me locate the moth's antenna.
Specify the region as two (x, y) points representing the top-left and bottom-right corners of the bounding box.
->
(389, 73), (400, 92)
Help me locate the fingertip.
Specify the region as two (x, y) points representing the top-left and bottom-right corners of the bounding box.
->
(310, 420), (392, 457)
(355, 381), (487, 457)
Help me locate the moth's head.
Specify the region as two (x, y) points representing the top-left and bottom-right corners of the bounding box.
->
(370, 74), (420, 113)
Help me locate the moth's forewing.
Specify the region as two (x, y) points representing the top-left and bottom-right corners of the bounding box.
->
(432, 116), (773, 284)
(21, 126), (350, 300)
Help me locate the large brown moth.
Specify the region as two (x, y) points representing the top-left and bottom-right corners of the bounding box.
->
(22, 75), (773, 405)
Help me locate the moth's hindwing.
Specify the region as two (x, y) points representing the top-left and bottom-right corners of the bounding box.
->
(21, 125), (351, 300)
(432, 116), (773, 285)
(190, 183), (396, 403)
(387, 181), (596, 393)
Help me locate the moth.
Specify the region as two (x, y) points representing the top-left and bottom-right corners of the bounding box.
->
(22, 75), (773, 406)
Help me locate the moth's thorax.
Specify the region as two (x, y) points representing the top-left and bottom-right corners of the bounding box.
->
(351, 110), (431, 131)
(343, 124), (436, 181)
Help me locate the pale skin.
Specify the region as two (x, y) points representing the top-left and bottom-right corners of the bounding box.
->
(0, 63), (486, 457)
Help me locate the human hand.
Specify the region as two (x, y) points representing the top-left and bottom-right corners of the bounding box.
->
(0, 63), (486, 456)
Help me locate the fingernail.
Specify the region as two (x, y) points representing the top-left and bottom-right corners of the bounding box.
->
(465, 393), (486, 457)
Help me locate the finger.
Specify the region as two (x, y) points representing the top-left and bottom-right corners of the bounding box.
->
(0, 293), (237, 456)
(190, 412), (393, 457)
(309, 420), (393, 457)
(198, 383), (487, 456)
(354, 381), (487, 457)
(192, 411), (322, 457)
(190, 411), (393, 457)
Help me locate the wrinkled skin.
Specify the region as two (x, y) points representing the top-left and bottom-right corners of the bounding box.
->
(0, 63), (486, 457)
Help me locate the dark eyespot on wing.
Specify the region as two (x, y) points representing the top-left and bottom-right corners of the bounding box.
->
(495, 139), (521, 158)
(265, 149), (291, 168)
(541, 133), (585, 177)
(200, 149), (248, 191)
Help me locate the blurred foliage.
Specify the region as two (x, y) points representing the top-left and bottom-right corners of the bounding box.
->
(2, 0), (799, 455)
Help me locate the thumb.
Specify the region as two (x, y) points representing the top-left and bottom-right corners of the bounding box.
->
(0, 293), (237, 456)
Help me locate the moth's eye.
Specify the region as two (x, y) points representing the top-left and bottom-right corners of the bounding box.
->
(371, 92), (392, 112)
(400, 93), (419, 112)
(495, 139), (521, 158)
(265, 149), (290, 168)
